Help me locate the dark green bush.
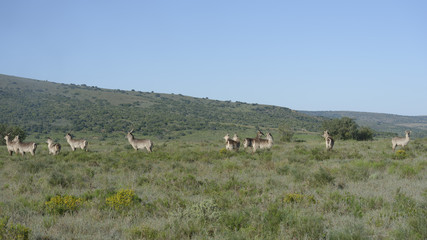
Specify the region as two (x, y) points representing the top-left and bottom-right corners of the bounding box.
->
(322, 117), (373, 141)
(0, 124), (26, 145)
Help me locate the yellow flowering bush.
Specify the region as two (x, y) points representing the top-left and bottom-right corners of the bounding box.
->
(45, 195), (83, 215)
(219, 148), (228, 155)
(394, 150), (407, 160)
(106, 189), (139, 211)
(284, 193), (316, 204)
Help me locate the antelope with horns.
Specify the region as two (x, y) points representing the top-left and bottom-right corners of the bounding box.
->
(322, 130), (334, 151)
(223, 133), (240, 151)
(65, 133), (88, 151)
(252, 132), (274, 152)
(47, 138), (61, 155)
(126, 129), (153, 152)
(243, 130), (264, 149)
(392, 130), (411, 151)
(4, 135), (19, 156)
(13, 135), (37, 156)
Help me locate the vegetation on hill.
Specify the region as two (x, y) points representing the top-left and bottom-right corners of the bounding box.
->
(302, 111), (427, 138)
(0, 74), (324, 139)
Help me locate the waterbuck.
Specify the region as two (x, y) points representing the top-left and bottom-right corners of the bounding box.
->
(243, 130), (264, 149)
(65, 133), (88, 151)
(223, 133), (240, 151)
(126, 129), (153, 152)
(13, 135), (37, 156)
(252, 132), (274, 152)
(322, 130), (334, 151)
(392, 130), (411, 151)
(4, 135), (19, 155)
(47, 138), (61, 155)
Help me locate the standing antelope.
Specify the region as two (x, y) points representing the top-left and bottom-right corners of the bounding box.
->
(65, 133), (88, 151)
(4, 135), (19, 155)
(47, 138), (61, 155)
(13, 135), (37, 156)
(252, 132), (274, 152)
(223, 133), (240, 151)
(392, 130), (411, 151)
(243, 130), (264, 149)
(126, 129), (153, 152)
(322, 130), (334, 151)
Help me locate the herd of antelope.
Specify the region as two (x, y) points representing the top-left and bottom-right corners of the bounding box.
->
(2, 129), (153, 156)
(223, 130), (275, 153)
(2, 129), (412, 156)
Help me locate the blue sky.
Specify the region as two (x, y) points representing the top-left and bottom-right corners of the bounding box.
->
(1, 1), (426, 116)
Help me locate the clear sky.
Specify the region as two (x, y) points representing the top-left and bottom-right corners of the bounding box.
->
(1, 1), (426, 116)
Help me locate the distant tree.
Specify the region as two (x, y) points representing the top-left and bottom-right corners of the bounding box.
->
(279, 123), (295, 142)
(356, 126), (374, 141)
(322, 117), (373, 141)
(0, 124), (26, 145)
(322, 117), (358, 140)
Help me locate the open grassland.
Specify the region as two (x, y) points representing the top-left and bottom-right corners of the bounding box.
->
(1, 135), (427, 239)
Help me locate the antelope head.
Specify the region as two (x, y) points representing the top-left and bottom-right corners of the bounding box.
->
(323, 130), (330, 138)
(126, 129), (135, 139)
(223, 134), (230, 142)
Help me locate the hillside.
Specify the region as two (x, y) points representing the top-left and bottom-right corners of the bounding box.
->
(301, 111), (427, 138)
(0, 74), (324, 138)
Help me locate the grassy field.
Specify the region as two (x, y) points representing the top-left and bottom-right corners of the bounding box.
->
(1, 133), (426, 239)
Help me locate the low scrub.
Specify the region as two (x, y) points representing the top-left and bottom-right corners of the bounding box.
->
(0, 216), (30, 240)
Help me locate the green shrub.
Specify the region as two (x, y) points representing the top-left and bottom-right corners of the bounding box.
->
(276, 165), (289, 175)
(392, 190), (418, 218)
(340, 164), (370, 182)
(290, 212), (325, 240)
(48, 172), (73, 188)
(182, 199), (221, 223)
(328, 221), (371, 240)
(309, 167), (335, 187)
(262, 203), (289, 234)
(407, 208), (427, 239)
(262, 204), (325, 239)
(127, 225), (159, 240)
(223, 210), (250, 231)
(0, 216), (30, 240)
(19, 160), (47, 174)
(310, 147), (331, 161)
(290, 166), (309, 183)
(388, 162), (420, 178)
